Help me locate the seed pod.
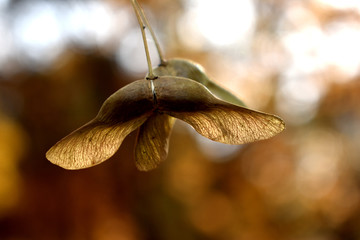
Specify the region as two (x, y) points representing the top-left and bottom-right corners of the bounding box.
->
(46, 76), (285, 171)
(153, 58), (246, 106)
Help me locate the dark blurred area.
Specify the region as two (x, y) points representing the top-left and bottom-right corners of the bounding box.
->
(1, 0), (360, 239)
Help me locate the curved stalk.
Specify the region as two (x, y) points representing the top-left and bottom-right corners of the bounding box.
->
(133, 0), (166, 65)
(130, 0), (156, 79)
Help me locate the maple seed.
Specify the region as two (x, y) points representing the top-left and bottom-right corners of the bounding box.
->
(46, 0), (285, 171)
(46, 76), (285, 171)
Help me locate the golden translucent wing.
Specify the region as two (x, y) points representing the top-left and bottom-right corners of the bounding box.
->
(134, 113), (175, 171)
(155, 76), (285, 144)
(46, 79), (153, 170)
(169, 106), (285, 144)
(46, 118), (147, 169)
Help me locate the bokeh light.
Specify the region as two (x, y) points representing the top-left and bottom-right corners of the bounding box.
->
(178, 0), (256, 49)
(295, 128), (343, 199)
(116, 27), (160, 76)
(315, 0), (360, 12)
(12, 1), (65, 69)
(63, 0), (122, 48)
(1, 0), (360, 239)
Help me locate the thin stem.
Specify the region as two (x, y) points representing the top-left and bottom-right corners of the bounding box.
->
(133, 0), (166, 65)
(130, 0), (156, 79)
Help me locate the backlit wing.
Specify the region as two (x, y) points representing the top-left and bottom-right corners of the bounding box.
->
(155, 76), (285, 144)
(134, 113), (175, 171)
(46, 79), (153, 169)
(46, 118), (147, 169)
(169, 106), (284, 144)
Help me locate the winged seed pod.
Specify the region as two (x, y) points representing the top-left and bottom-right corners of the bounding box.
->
(46, 0), (285, 171)
(153, 58), (246, 107)
(46, 76), (285, 171)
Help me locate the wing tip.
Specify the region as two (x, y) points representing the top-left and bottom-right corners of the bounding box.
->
(135, 162), (160, 171)
(134, 150), (164, 171)
(46, 147), (81, 170)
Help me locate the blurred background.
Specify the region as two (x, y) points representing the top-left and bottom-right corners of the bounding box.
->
(1, 0), (360, 239)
